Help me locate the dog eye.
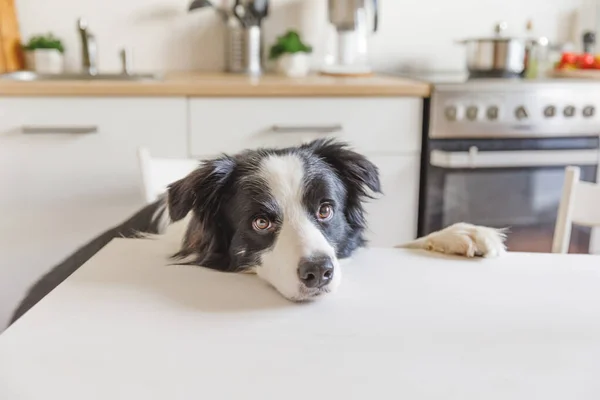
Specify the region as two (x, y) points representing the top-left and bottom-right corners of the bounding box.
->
(252, 217), (272, 232)
(317, 203), (333, 221)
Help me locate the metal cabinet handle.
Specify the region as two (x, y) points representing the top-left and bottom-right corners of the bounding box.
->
(430, 149), (600, 169)
(21, 125), (98, 134)
(271, 124), (343, 134)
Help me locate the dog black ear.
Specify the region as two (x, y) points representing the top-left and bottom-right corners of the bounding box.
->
(167, 155), (236, 270)
(304, 139), (381, 249)
(305, 138), (382, 196)
(167, 156), (236, 222)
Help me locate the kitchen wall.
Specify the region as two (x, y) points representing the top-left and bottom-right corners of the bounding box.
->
(16, 0), (589, 74)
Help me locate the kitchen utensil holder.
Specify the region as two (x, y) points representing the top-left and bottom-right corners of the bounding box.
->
(226, 25), (263, 75)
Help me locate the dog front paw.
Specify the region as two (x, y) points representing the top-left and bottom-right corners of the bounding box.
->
(398, 223), (507, 258)
(426, 223), (507, 258)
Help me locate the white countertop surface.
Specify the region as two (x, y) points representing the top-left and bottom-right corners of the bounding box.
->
(1, 238), (600, 399)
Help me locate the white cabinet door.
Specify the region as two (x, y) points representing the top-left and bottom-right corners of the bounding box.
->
(0, 97), (187, 329)
(189, 98), (422, 157)
(187, 96), (423, 249)
(364, 155), (421, 247)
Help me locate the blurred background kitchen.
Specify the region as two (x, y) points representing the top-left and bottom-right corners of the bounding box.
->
(8, 0), (596, 73)
(2, 0), (600, 331)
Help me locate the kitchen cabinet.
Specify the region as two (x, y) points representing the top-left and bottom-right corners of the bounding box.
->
(0, 97), (187, 328)
(189, 97), (423, 246)
(189, 98), (422, 157)
(0, 94), (423, 329)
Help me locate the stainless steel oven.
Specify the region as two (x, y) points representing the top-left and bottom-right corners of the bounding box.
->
(418, 80), (600, 253)
(420, 137), (599, 252)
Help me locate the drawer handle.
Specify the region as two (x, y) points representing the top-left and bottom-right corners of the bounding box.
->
(271, 124), (343, 134)
(21, 125), (98, 134)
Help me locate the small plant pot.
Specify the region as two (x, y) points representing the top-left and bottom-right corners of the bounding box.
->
(25, 49), (64, 74)
(276, 53), (311, 77)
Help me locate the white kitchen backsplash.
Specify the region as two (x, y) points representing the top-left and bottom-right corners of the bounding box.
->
(16, 0), (587, 74)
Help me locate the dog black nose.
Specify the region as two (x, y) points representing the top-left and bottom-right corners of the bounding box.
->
(298, 257), (334, 288)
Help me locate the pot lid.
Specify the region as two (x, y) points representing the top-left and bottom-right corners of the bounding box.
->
(458, 22), (527, 43)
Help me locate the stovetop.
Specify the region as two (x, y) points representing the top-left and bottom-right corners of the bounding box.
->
(396, 71), (600, 139)
(398, 70), (600, 90)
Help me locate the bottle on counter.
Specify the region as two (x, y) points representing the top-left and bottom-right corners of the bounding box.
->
(524, 19), (551, 79)
(583, 31), (596, 54)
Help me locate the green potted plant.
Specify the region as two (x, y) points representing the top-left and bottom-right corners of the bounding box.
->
(269, 30), (312, 77)
(22, 33), (65, 74)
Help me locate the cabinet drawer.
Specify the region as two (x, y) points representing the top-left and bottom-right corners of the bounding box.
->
(0, 97), (187, 206)
(0, 97), (187, 328)
(189, 98), (422, 157)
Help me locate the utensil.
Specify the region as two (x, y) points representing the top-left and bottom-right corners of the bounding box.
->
(234, 0), (249, 27)
(188, 0), (229, 20)
(188, 0), (213, 11)
(249, 0), (269, 25)
(233, 0), (268, 27)
(188, 0), (265, 74)
(457, 22), (531, 78)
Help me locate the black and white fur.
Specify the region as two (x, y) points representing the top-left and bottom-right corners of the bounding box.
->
(11, 139), (507, 323)
(153, 139), (507, 301)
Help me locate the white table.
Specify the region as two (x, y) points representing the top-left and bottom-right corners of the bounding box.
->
(1, 238), (600, 399)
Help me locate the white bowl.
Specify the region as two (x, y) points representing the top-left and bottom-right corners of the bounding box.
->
(25, 49), (64, 74)
(276, 53), (311, 78)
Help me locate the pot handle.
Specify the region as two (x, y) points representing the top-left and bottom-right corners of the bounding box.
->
(494, 21), (508, 37)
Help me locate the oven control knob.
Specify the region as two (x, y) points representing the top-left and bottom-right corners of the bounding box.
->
(486, 106), (499, 121)
(466, 106), (478, 121)
(445, 105), (458, 121)
(564, 106), (576, 118)
(515, 106), (528, 120)
(544, 105), (556, 118)
(583, 105), (595, 118)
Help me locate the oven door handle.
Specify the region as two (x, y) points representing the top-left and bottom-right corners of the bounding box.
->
(430, 148), (600, 169)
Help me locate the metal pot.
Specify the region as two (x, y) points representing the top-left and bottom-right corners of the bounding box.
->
(458, 22), (530, 78)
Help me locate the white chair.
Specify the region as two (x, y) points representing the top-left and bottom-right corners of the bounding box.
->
(552, 166), (600, 254)
(137, 147), (199, 204)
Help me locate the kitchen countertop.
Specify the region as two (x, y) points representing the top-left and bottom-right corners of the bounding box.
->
(2, 238), (600, 399)
(0, 72), (431, 97)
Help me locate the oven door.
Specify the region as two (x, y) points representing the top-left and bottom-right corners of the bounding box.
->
(420, 137), (600, 253)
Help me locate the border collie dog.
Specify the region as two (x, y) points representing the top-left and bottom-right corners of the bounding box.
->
(157, 139), (507, 302)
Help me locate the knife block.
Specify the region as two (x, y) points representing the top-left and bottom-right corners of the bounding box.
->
(0, 0), (24, 73)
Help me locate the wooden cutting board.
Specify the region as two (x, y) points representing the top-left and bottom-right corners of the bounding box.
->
(0, 0), (24, 73)
(549, 69), (600, 79)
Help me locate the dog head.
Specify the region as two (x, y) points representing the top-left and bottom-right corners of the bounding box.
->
(166, 139), (381, 301)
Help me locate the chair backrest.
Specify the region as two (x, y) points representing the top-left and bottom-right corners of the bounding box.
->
(137, 148), (199, 204)
(552, 166), (600, 254)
